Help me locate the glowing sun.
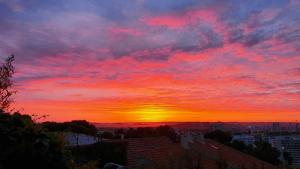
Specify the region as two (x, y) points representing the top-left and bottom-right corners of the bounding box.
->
(133, 105), (171, 122)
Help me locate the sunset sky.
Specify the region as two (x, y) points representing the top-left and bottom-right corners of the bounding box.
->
(0, 0), (299, 122)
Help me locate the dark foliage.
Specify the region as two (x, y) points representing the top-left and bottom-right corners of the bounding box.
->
(205, 130), (282, 166)
(123, 125), (179, 142)
(101, 131), (114, 139)
(251, 140), (281, 165)
(69, 141), (127, 168)
(0, 56), (72, 169)
(41, 120), (98, 136)
(0, 55), (15, 111)
(204, 130), (232, 144)
(0, 112), (71, 169)
(230, 140), (248, 152)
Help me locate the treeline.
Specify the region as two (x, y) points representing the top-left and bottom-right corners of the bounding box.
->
(41, 120), (98, 136)
(104, 125), (179, 142)
(0, 111), (72, 169)
(41, 121), (179, 143)
(204, 130), (288, 166)
(0, 55), (100, 169)
(70, 141), (127, 168)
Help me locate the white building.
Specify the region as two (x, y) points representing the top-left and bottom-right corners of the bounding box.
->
(64, 132), (97, 146)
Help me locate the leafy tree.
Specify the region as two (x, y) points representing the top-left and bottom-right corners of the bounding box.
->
(0, 56), (72, 169)
(41, 120), (98, 136)
(251, 140), (281, 165)
(41, 121), (66, 132)
(0, 55), (15, 111)
(124, 125), (179, 142)
(230, 140), (247, 152)
(101, 131), (114, 139)
(41, 120), (98, 147)
(204, 130), (232, 144)
(70, 142), (127, 168)
(67, 120), (98, 136)
(0, 112), (71, 169)
(156, 125), (179, 142)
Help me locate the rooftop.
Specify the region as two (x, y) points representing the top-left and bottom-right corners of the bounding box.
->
(127, 137), (278, 169)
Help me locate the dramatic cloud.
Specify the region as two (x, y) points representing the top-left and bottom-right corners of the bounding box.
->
(0, 0), (299, 122)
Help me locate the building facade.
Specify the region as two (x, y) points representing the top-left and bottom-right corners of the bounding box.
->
(265, 135), (300, 167)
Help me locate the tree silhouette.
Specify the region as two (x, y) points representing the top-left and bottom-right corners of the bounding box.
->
(204, 130), (232, 144)
(0, 112), (71, 169)
(0, 55), (72, 169)
(0, 55), (16, 111)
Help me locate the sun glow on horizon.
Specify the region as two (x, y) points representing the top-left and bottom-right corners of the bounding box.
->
(4, 0), (300, 122)
(131, 105), (172, 122)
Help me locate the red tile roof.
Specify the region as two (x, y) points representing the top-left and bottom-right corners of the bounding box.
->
(192, 139), (278, 169)
(127, 137), (183, 169)
(126, 137), (278, 169)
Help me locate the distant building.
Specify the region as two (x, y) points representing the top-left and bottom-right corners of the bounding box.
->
(63, 132), (97, 146)
(265, 135), (300, 167)
(232, 134), (255, 145)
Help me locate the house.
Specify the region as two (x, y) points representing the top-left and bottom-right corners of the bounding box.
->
(63, 132), (97, 146)
(265, 135), (300, 166)
(126, 136), (278, 169)
(192, 139), (276, 169)
(127, 137), (185, 169)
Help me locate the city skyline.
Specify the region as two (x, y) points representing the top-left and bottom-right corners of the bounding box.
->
(0, 0), (299, 122)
